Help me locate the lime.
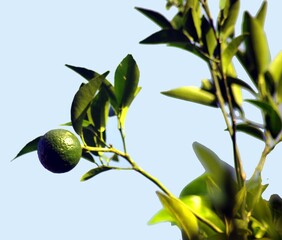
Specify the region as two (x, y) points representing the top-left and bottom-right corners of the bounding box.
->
(37, 129), (82, 173)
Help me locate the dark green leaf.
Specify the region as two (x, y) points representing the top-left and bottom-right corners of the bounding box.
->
(91, 88), (110, 133)
(66, 64), (118, 110)
(162, 86), (217, 107)
(65, 64), (99, 81)
(12, 136), (41, 160)
(81, 150), (95, 163)
(80, 166), (112, 181)
(140, 29), (188, 44)
(135, 7), (172, 29)
(71, 72), (108, 135)
(245, 99), (282, 138)
(156, 192), (199, 239)
(168, 42), (209, 62)
(227, 76), (256, 95)
(236, 124), (264, 141)
(114, 54), (140, 108)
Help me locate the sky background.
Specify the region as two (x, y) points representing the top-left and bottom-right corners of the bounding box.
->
(2, 1), (282, 240)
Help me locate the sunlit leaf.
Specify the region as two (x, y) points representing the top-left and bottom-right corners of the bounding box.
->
(12, 136), (41, 160)
(267, 52), (282, 99)
(256, 1), (268, 27)
(135, 7), (172, 29)
(162, 86), (217, 107)
(243, 12), (271, 76)
(80, 166), (112, 181)
(220, 0), (240, 40)
(71, 72), (108, 135)
(156, 192), (199, 239)
(236, 123), (265, 141)
(201, 16), (217, 57)
(181, 195), (225, 233)
(184, 8), (201, 42)
(148, 208), (175, 225)
(222, 35), (245, 73)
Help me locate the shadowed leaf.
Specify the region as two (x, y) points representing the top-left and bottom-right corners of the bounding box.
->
(140, 29), (188, 44)
(135, 7), (172, 29)
(13, 136), (41, 160)
(80, 166), (113, 181)
(236, 124), (264, 141)
(71, 72), (108, 135)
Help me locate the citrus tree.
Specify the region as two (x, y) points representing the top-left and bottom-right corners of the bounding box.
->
(14, 0), (282, 239)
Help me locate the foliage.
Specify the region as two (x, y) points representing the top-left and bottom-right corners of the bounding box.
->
(14, 0), (282, 239)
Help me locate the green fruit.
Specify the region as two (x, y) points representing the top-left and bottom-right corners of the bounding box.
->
(37, 129), (82, 173)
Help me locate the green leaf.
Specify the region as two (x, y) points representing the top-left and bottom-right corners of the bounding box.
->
(81, 150), (95, 163)
(219, 0), (240, 40)
(66, 64), (118, 111)
(162, 86), (217, 107)
(156, 192), (199, 239)
(80, 166), (112, 181)
(243, 12), (271, 76)
(246, 172), (264, 211)
(227, 76), (256, 95)
(148, 208), (175, 225)
(140, 29), (188, 44)
(180, 173), (209, 197)
(184, 8), (201, 42)
(256, 1), (268, 27)
(114, 54), (140, 108)
(236, 124), (265, 141)
(12, 136), (41, 160)
(278, 80), (282, 104)
(91, 88), (110, 133)
(245, 99), (282, 138)
(71, 72), (108, 135)
(201, 16), (217, 57)
(65, 64), (99, 81)
(135, 7), (172, 29)
(181, 195), (225, 233)
(192, 142), (235, 176)
(267, 51), (282, 99)
(222, 35), (245, 73)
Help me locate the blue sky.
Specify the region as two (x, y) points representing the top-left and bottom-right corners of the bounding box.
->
(2, 1), (282, 239)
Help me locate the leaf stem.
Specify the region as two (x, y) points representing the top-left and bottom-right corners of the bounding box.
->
(82, 145), (173, 197)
